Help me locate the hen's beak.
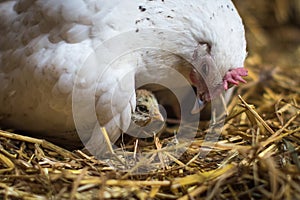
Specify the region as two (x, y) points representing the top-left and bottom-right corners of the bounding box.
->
(191, 98), (206, 114)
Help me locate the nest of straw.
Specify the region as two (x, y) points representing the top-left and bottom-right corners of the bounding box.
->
(0, 1), (299, 199)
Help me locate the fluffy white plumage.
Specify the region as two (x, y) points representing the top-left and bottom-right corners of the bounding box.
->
(0, 0), (247, 154)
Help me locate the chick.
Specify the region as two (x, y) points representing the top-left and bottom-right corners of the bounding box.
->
(131, 89), (164, 127)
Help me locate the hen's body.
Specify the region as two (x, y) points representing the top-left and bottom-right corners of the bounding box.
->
(0, 0), (246, 154)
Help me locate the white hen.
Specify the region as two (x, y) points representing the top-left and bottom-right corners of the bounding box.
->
(0, 0), (247, 155)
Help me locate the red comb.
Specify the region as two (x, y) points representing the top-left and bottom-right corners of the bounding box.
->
(223, 67), (248, 90)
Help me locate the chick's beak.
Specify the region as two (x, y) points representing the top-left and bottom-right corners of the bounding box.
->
(152, 108), (165, 122)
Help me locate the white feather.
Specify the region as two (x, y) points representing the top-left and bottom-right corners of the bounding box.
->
(0, 0), (246, 155)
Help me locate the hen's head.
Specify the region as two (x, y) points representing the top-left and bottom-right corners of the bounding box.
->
(189, 54), (248, 107)
(185, 1), (248, 112)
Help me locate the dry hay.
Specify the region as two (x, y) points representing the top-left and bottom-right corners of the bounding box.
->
(0, 1), (300, 200)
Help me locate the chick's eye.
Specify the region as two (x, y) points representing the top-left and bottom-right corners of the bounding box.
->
(137, 105), (149, 113)
(201, 63), (209, 75)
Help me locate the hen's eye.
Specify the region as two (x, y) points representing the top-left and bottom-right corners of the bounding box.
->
(137, 105), (149, 113)
(201, 63), (209, 75)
